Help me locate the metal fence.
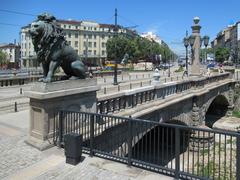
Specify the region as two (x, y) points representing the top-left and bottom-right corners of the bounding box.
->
(53, 110), (240, 180)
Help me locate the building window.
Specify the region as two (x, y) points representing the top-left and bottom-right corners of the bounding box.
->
(102, 50), (105, 55)
(84, 34), (86, 39)
(68, 41), (71, 45)
(68, 33), (71, 38)
(76, 49), (78, 54)
(69, 25), (71, 29)
(75, 41), (78, 47)
(88, 35), (92, 39)
(94, 27), (97, 31)
(94, 42), (96, 47)
(102, 35), (105, 39)
(83, 41), (86, 47)
(75, 33), (78, 38)
(75, 26), (78, 29)
(88, 42), (92, 48)
(94, 35), (96, 39)
(84, 26), (86, 30)
(88, 50), (92, 55)
(88, 27), (90, 30)
(102, 42), (105, 47)
(94, 50), (96, 55)
(64, 25), (66, 28)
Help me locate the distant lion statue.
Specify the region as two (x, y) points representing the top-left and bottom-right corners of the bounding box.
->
(29, 13), (86, 82)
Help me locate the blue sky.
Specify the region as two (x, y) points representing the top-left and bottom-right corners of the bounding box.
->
(0, 0), (239, 55)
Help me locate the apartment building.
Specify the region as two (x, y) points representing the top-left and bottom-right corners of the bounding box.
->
(0, 43), (21, 68)
(20, 19), (133, 68)
(211, 21), (240, 62)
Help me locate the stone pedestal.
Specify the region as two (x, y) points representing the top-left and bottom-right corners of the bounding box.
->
(190, 17), (202, 76)
(25, 78), (99, 150)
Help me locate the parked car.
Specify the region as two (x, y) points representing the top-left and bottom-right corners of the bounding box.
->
(207, 63), (215, 69)
(159, 63), (174, 69)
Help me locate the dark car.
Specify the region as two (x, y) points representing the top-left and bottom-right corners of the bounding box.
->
(207, 63), (215, 69)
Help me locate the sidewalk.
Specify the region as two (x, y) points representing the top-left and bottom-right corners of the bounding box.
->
(0, 110), (173, 180)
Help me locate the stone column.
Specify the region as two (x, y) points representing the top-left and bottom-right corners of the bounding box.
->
(190, 17), (202, 76)
(25, 79), (100, 150)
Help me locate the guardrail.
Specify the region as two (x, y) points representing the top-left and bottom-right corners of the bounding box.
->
(97, 73), (231, 114)
(0, 75), (62, 87)
(53, 110), (240, 180)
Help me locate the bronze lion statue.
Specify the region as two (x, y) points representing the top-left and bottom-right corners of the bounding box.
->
(29, 13), (86, 82)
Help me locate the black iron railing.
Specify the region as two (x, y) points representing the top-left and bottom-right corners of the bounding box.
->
(53, 110), (240, 180)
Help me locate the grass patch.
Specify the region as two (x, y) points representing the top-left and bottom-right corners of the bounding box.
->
(232, 110), (240, 118)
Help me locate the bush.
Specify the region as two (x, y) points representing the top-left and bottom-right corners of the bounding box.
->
(175, 66), (184, 72)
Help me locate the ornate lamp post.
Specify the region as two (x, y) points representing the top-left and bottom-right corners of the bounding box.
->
(168, 54), (170, 77)
(189, 35), (195, 65)
(202, 35), (210, 63)
(183, 35), (189, 76)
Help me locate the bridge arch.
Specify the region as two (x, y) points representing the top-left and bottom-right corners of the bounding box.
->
(205, 94), (229, 128)
(131, 120), (190, 166)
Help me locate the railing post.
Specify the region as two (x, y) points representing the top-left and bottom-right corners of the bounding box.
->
(14, 102), (17, 112)
(58, 111), (63, 147)
(90, 114), (94, 157)
(128, 116), (132, 167)
(237, 136), (240, 180)
(175, 127), (180, 179)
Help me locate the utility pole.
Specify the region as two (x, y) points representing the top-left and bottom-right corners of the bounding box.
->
(113, 8), (118, 85)
(185, 30), (188, 76)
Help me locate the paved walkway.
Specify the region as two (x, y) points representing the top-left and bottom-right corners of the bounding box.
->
(0, 110), (173, 180)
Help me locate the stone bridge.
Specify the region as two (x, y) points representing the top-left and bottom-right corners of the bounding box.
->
(87, 73), (236, 159)
(97, 72), (235, 127)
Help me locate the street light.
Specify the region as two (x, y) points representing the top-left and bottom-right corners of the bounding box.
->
(168, 53), (170, 77)
(189, 35), (195, 65)
(202, 35), (210, 63)
(183, 36), (189, 76)
(113, 8), (118, 85)
(183, 34), (195, 75)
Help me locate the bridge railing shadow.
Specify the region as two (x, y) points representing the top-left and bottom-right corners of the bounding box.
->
(53, 110), (240, 180)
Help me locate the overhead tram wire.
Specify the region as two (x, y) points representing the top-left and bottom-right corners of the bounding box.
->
(0, 9), (37, 17)
(118, 14), (139, 28)
(0, 22), (24, 27)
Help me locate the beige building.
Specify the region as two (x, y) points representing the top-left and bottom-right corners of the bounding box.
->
(0, 43), (20, 68)
(20, 19), (133, 68)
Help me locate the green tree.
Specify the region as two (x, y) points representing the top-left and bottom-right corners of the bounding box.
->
(106, 34), (175, 64)
(215, 47), (230, 63)
(200, 47), (213, 61)
(0, 50), (8, 67)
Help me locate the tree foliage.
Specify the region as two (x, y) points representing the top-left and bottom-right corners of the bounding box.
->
(215, 47), (229, 63)
(106, 35), (175, 64)
(200, 48), (214, 61)
(0, 50), (8, 65)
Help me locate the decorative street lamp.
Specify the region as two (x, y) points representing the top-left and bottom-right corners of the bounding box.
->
(189, 35), (195, 66)
(183, 34), (189, 76)
(168, 54), (170, 77)
(202, 35), (209, 63)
